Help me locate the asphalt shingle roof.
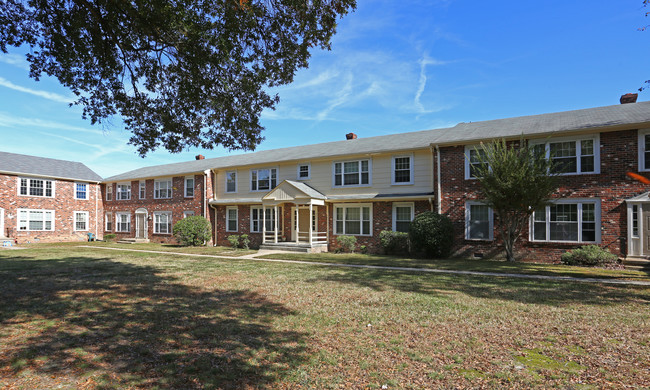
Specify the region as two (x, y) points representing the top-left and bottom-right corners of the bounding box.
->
(0, 151), (102, 182)
(104, 101), (650, 182)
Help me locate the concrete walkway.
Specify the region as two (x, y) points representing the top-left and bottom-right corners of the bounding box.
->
(78, 246), (650, 287)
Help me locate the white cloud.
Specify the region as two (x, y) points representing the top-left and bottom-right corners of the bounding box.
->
(0, 77), (73, 103)
(0, 54), (30, 70)
(414, 55), (447, 114)
(0, 112), (105, 135)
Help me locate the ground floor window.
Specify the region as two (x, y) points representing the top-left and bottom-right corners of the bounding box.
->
(105, 213), (112, 231)
(251, 207), (276, 232)
(183, 211), (195, 218)
(532, 200), (600, 243)
(392, 202), (414, 233)
(116, 213), (130, 232)
(334, 204), (372, 236)
(226, 207), (238, 232)
(74, 211), (89, 231)
(18, 209), (54, 231)
(465, 202), (493, 240)
(154, 212), (172, 234)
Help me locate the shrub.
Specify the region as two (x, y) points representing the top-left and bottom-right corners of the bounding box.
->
(379, 230), (410, 255)
(172, 216), (212, 246)
(227, 235), (240, 248)
(103, 233), (116, 242)
(408, 211), (454, 258)
(336, 235), (357, 253)
(240, 234), (250, 250)
(561, 245), (619, 267)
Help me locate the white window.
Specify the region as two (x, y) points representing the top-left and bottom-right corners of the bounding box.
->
(154, 179), (172, 199)
(74, 211), (89, 231)
(105, 212), (112, 231)
(106, 185), (113, 201)
(225, 171), (237, 193)
(226, 207), (238, 232)
(297, 163), (311, 180)
(18, 209), (54, 231)
(139, 181), (146, 199)
(531, 199), (600, 243)
(185, 176), (194, 198)
(392, 203), (414, 233)
(251, 168), (277, 191)
(392, 155), (413, 185)
(465, 202), (494, 240)
(19, 177), (54, 198)
(153, 212), (172, 234)
(334, 204), (372, 236)
(464, 146), (488, 180)
(250, 207), (276, 232)
(116, 183), (131, 200)
(75, 182), (88, 200)
(115, 213), (131, 232)
(638, 129), (650, 171)
(183, 211), (195, 218)
(333, 160), (371, 187)
(532, 135), (599, 175)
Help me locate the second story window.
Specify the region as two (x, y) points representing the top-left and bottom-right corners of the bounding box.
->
(106, 185), (113, 201)
(139, 181), (146, 199)
(532, 136), (599, 175)
(465, 146), (488, 180)
(154, 179), (172, 199)
(226, 171), (237, 193)
(75, 183), (88, 199)
(334, 160), (370, 187)
(116, 183), (131, 200)
(297, 163), (310, 180)
(251, 168), (277, 191)
(19, 177), (54, 197)
(392, 155), (413, 185)
(185, 176), (194, 197)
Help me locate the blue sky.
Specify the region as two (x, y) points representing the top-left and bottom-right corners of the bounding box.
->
(0, 0), (648, 178)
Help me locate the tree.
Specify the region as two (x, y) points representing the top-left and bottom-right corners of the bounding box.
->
(0, 0), (356, 156)
(471, 139), (559, 262)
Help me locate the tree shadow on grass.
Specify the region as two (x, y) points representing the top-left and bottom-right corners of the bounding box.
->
(307, 268), (650, 307)
(0, 255), (307, 389)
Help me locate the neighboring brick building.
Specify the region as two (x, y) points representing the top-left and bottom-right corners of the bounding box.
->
(0, 151), (102, 243)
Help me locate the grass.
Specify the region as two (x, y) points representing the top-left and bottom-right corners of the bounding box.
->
(0, 245), (648, 388)
(256, 252), (650, 282)
(22, 241), (257, 257)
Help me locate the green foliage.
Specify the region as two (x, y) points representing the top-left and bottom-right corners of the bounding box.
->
(336, 235), (357, 253)
(240, 234), (250, 250)
(561, 245), (619, 267)
(379, 230), (410, 255)
(103, 234), (116, 242)
(472, 138), (559, 261)
(408, 212), (454, 258)
(0, 1), (356, 156)
(359, 245), (368, 254)
(172, 216), (212, 246)
(227, 235), (240, 249)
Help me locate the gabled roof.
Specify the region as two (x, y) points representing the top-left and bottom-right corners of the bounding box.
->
(104, 101), (650, 182)
(626, 191), (650, 202)
(262, 180), (327, 202)
(0, 151), (102, 182)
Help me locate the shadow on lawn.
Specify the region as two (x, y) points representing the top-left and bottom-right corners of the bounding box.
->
(0, 255), (307, 389)
(308, 268), (650, 306)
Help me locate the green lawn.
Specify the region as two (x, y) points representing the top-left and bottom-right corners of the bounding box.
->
(24, 241), (257, 257)
(0, 245), (648, 389)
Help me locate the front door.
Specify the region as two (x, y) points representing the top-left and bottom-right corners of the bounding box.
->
(291, 207), (316, 242)
(135, 212), (147, 239)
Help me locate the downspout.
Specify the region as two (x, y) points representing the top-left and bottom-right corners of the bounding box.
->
(95, 182), (99, 238)
(203, 169), (210, 218)
(435, 145), (442, 214)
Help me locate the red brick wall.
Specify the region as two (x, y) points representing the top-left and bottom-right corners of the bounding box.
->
(0, 173), (102, 243)
(436, 129), (646, 262)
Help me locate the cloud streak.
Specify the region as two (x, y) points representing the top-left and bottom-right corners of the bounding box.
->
(0, 77), (73, 103)
(414, 55), (447, 114)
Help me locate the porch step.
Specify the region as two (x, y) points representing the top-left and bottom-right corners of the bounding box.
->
(259, 242), (328, 253)
(117, 238), (150, 244)
(622, 257), (650, 271)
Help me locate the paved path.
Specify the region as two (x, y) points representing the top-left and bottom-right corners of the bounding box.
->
(78, 246), (650, 287)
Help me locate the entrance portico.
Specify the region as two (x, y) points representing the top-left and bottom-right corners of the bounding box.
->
(626, 192), (650, 257)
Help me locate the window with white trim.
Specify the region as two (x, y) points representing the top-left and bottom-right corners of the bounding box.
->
(105, 212), (112, 231)
(185, 176), (194, 197)
(392, 203), (414, 232)
(297, 163), (311, 180)
(115, 213), (131, 232)
(638, 129), (650, 171)
(226, 207), (238, 232)
(75, 183), (88, 200)
(154, 179), (172, 199)
(251, 168), (277, 191)
(333, 160), (370, 187)
(532, 136), (599, 175)
(18, 209), (54, 231)
(106, 185), (113, 201)
(464, 146), (488, 180)
(392, 155), (413, 185)
(74, 211), (89, 231)
(153, 211), (172, 234)
(19, 177), (54, 197)
(334, 204), (372, 236)
(226, 171), (237, 193)
(139, 181), (146, 199)
(632, 205), (639, 238)
(465, 202), (494, 240)
(250, 207), (276, 232)
(183, 211), (195, 219)
(116, 183), (131, 200)
(531, 200), (600, 243)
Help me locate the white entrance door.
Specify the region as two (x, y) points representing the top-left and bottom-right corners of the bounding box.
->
(0, 208), (4, 237)
(291, 207), (316, 242)
(135, 212), (147, 239)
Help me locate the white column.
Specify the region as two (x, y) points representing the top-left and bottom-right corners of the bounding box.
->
(295, 204), (299, 244)
(308, 203), (313, 245)
(274, 205), (278, 243)
(262, 205), (266, 244)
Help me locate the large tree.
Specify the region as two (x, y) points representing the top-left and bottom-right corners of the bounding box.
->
(471, 139), (559, 262)
(0, 0), (356, 156)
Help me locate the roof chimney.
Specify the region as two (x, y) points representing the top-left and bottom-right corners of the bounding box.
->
(346, 132), (357, 140)
(195, 154), (205, 160)
(620, 93), (638, 104)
